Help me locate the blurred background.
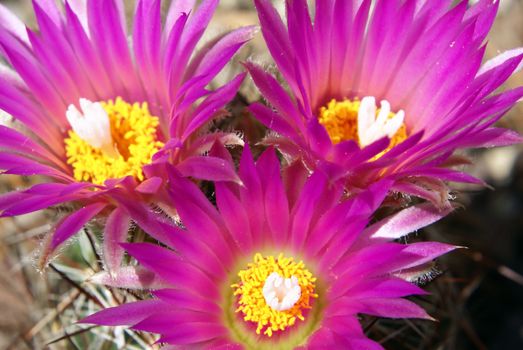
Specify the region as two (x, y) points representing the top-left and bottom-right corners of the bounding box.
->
(0, 0), (522, 349)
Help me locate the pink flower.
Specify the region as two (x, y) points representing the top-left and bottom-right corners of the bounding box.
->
(0, 0), (255, 268)
(83, 147), (455, 349)
(247, 0), (522, 208)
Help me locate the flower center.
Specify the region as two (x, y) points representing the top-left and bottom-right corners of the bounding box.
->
(318, 96), (407, 151)
(231, 253), (317, 337)
(263, 272), (301, 311)
(64, 97), (163, 185)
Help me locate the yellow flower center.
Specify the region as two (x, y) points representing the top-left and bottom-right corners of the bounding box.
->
(318, 97), (407, 154)
(231, 253), (317, 337)
(64, 97), (163, 185)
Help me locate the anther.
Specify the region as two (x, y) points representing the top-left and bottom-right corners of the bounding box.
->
(357, 96), (405, 147)
(262, 272), (301, 311)
(66, 98), (118, 157)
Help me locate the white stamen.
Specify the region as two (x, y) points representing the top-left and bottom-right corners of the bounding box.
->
(66, 98), (118, 157)
(262, 272), (301, 311)
(357, 96), (405, 147)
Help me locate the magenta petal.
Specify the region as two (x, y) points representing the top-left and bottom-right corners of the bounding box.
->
(245, 62), (305, 134)
(90, 266), (167, 289)
(399, 168), (485, 185)
(198, 341), (242, 350)
(19, 182), (85, 195)
(248, 102), (298, 139)
(306, 118), (332, 156)
(178, 22), (253, 106)
(348, 277), (428, 300)
(102, 208), (130, 274)
(112, 196), (182, 247)
(282, 159), (309, 209)
(158, 312), (221, 332)
(208, 139), (235, 164)
(87, 0), (140, 100)
(178, 0), (219, 60)
(348, 179), (393, 218)
(133, 0), (162, 107)
(33, 0), (62, 28)
(306, 198), (357, 258)
(1, 30), (67, 123)
(166, 0), (195, 30)
(0, 81), (63, 148)
(0, 125), (65, 168)
(135, 176), (163, 194)
(0, 191), (82, 217)
(332, 243), (406, 281)
(65, 0), (88, 30)
(117, 191), (226, 276)
(3, 184), (89, 213)
(344, 337), (385, 350)
(215, 182), (253, 251)
(391, 242), (458, 271)
(0, 190), (30, 210)
(237, 146), (265, 244)
(81, 300), (167, 326)
(458, 127), (523, 148)
(289, 171), (328, 250)
(63, 1), (112, 97)
(184, 132), (244, 156)
(40, 202), (106, 266)
(191, 25), (257, 84)
(303, 328), (336, 348)
(133, 311), (220, 334)
(157, 322), (227, 345)
(123, 243), (220, 299)
(0, 153), (71, 180)
(164, 12), (189, 94)
(180, 73), (245, 140)
(30, 4), (83, 102)
(0, 4), (29, 43)
(153, 289), (221, 314)
(391, 179), (450, 208)
(355, 297), (433, 320)
(321, 315), (365, 338)
(256, 149), (290, 245)
(478, 47), (523, 76)
(176, 155), (241, 183)
(167, 174), (234, 270)
(253, 0), (295, 89)
(362, 203), (453, 241)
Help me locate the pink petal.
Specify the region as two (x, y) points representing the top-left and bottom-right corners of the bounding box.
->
(176, 155), (241, 183)
(40, 202), (106, 268)
(135, 176), (163, 194)
(102, 208), (131, 274)
(0, 4), (29, 43)
(256, 149), (290, 246)
(363, 203), (453, 241)
(355, 297), (433, 320)
(478, 47), (523, 76)
(391, 242), (459, 271)
(123, 243), (220, 300)
(157, 322), (227, 345)
(215, 182), (253, 251)
(90, 266), (167, 289)
(81, 300), (167, 326)
(153, 289), (221, 314)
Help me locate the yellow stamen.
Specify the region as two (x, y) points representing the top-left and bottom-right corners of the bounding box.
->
(318, 98), (407, 154)
(231, 253), (317, 337)
(64, 97), (163, 185)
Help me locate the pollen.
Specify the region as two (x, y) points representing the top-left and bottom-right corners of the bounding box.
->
(231, 253), (317, 337)
(64, 97), (163, 185)
(318, 97), (407, 153)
